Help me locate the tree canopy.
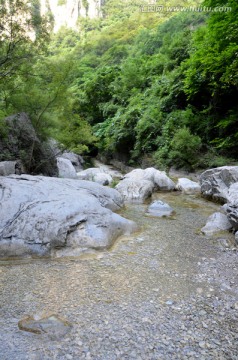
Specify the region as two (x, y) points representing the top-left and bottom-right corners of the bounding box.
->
(0, 0), (237, 169)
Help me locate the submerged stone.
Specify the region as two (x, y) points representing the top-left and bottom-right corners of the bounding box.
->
(18, 314), (72, 339)
(147, 200), (174, 217)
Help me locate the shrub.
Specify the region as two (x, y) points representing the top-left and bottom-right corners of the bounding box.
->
(168, 127), (202, 170)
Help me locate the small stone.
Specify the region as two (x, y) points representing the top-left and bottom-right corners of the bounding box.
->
(66, 355), (73, 360)
(196, 288), (203, 294)
(199, 341), (206, 349)
(165, 300), (174, 306)
(199, 310), (207, 316)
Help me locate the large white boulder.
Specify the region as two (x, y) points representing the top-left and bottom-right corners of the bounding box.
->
(200, 166), (238, 203)
(116, 179), (154, 203)
(0, 175), (136, 258)
(176, 178), (201, 194)
(116, 167), (175, 203)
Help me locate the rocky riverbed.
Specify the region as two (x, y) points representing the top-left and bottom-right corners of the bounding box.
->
(0, 191), (237, 359)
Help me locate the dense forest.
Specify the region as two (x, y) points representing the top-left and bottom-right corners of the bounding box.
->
(0, 0), (237, 171)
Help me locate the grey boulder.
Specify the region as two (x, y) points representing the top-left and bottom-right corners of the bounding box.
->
(77, 168), (113, 185)
(0, 113), (58, 176)
(200, 166), (238, 203)
(201, 212), (232, 236)
(225, 182), (238, 230)
(0, 175), (136, 258)
(57, 157), (78, 179)
(147, 200), (174, 217)
(116, 179), (154, 203)
(116, 168), (175, 203)
(61, 151), (84, 172)
(176, 178), (201, 194)
(0, 161), (17, 176)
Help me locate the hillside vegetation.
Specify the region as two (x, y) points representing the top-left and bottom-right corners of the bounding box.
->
(0, 0), (237, 171)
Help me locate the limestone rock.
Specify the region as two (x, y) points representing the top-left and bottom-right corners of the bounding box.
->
(77, 168), (112, 185)
(226, 182), (238, 230)
(0, 161), (17, 176)
(116, 167), (175, 203)
(176, 178), (201, 194)
(57, 157), (78, 179)
(40, 0), (102, 32)
(61, 151), (84, 172)
(147, 200), (174, 217)
(0, 175), (136, 258)
(116, 179), (154, 203)
(200, 166), (238, 203)
(201, 212), (232, 236)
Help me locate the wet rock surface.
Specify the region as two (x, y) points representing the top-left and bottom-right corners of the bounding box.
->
(18, 315), (72, 339)
(147, 200), (174, 217)
(0, 192), (237, 360)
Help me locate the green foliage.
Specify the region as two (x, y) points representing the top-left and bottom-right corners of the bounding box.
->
(0, 0), (237, 170)
(56, 114), (97, 154)
(0, 117), (8, 138)
(168, 127), (202, 170)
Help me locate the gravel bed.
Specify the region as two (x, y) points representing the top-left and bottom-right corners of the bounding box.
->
(0, 192), (237, 359)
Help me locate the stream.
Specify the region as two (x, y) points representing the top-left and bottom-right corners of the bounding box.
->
(0, 190), (238, 359)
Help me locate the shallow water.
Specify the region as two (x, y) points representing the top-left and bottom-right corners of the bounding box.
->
(0, 191), (237, 360)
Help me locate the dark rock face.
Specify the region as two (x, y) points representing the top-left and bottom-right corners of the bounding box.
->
(0, 175), (136, 258)
(0, 113), (58, 176)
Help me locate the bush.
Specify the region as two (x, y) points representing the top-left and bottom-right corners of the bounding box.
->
(168, 127), (202, 170)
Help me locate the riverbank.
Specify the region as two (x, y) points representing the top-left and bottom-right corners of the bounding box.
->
(0, 191), (237, 359)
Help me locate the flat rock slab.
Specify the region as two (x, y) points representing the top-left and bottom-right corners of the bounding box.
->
(147, 200), (174, 217)
(18, 315), (72, 339)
